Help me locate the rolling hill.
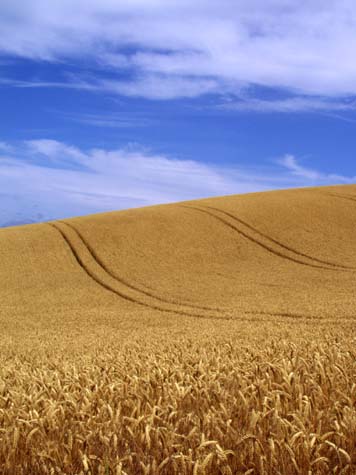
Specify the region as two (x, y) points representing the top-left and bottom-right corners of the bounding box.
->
(1, 184), (356, 475)
(2, 184), (356, 322)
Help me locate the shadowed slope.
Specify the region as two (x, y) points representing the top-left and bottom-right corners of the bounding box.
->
(1, 184), (356, 322)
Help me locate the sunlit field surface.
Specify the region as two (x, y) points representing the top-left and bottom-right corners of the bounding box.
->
(1, 185), (356, 474)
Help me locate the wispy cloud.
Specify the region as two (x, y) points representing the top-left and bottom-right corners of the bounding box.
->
(0, 139), (354, 226)
(0, 139), (247, 226)
(278, 154), (356, 184)
(65, 112), (152, 128)
(2, 1), (356, 104)
(0, 77), (97, 90)
(222, 97), (356, 113)
(98, 74), (223, 100)
(0, 74), (223, 100)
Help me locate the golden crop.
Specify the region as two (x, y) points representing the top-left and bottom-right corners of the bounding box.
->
(1, 184), (356, 474)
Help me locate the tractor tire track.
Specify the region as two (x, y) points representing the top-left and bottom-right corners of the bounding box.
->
(48, 221), (356, 325)
(57, 219), (225, 313)
(181, 205), (349, 272)
(319, 190), (356, 205)
(48, 221), (228, 319)
(205, 205), (354, 271)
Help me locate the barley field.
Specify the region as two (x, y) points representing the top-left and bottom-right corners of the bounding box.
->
(1, 185), (356, 474)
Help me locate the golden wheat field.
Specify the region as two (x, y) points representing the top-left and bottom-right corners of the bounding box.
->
(1, 184), (356, 474)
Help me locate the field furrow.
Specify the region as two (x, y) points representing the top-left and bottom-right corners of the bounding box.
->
(321, 190), (356, 205)
(59, 220), (222, 313)
(205, 205), (354, 270)
(181, 205), (350, 272)
(49, 221), (229, 320)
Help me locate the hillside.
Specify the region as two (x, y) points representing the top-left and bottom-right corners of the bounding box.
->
(2, 184), (356, 322)
(1, 184), (356, 475)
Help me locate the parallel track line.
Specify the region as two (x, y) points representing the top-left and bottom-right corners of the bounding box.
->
(205, 205), (354, 270)
(181, 205), (348, 272)
(58, 219), (225, 313)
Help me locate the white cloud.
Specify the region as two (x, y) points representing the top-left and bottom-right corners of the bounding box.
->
(0, 139), (249, 225)
(64, 112), (152, 128)
(0, 139), (354, 226)
(278, 154), (356, 184)
(25, 139), (87, 163)
(222, 97), (356, 113)
(279, 155), (322, 181)
(2, 1), (356, 101)
(99, 74), (223, 100)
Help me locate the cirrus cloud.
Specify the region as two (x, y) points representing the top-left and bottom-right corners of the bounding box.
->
(1, 1), (356, 103)
(0, 138), (355, 227)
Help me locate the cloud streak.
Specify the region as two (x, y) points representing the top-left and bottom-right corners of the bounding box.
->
(222, 97), (356, 113)
(278, 154), (356, 184)
(2, 1), (356, 104)
(0, 139), (354, 227)
(63, 112), (152, 129)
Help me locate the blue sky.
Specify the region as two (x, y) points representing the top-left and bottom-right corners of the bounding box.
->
(1, 0), (356, 226)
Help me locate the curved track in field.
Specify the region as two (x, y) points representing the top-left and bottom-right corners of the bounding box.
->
(48, 220), (349, 324)
(205, 205), (355, 270)
(181, 205), (354, 272)
(319, 190), (356, 206)
(48, 221), (228, 320)
(58, 220), (224, 313)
